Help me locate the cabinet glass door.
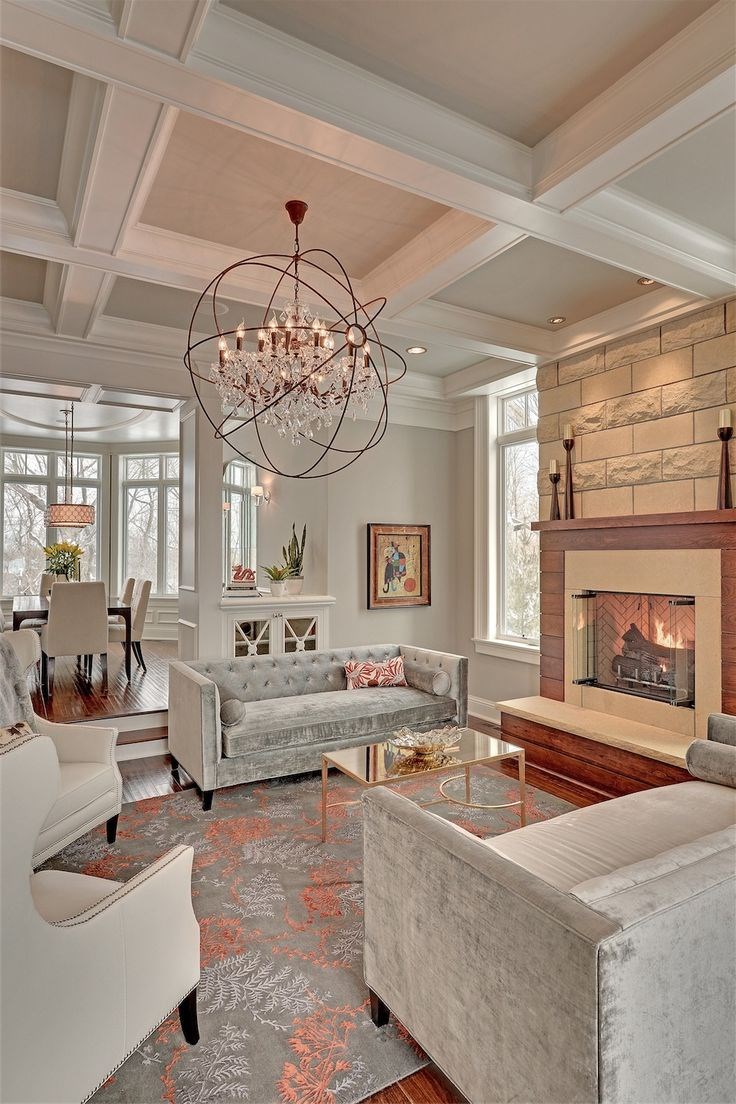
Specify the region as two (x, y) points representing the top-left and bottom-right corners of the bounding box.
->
(283, 615), (318, 653)
(233, 617), (271, 657)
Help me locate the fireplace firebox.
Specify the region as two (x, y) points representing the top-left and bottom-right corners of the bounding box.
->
(572, 590), (695, 708)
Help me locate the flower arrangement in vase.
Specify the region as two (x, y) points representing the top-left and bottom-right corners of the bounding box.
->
(282, 523), (307, 594)
(44, 540), (84, 580)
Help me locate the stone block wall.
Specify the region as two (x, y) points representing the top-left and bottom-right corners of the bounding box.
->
(537, 299), (736, 519)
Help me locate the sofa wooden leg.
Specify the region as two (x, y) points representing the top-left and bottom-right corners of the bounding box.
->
(178, 988), (199, 1046)
(101, 652), (108, 694)
(170, 754), (180, 783)
(202, 790), (214, 812)
(106, 814), (119, 844)
(47, 656), (55, 697)
(369, 989), (390, 1027)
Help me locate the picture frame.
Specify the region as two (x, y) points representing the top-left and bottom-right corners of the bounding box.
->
(367, 523), (431, 610)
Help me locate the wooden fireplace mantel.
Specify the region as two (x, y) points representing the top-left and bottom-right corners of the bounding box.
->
(533, 508), (736, 533)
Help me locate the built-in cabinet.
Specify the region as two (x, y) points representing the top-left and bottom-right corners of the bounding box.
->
(220, 594), (336, 658)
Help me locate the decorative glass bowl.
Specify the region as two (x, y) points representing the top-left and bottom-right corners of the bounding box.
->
(390, 725), (461, 755)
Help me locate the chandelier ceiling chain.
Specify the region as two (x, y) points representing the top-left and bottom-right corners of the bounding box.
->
(45, 403), (96, 529)
(184, 200), (407, 479)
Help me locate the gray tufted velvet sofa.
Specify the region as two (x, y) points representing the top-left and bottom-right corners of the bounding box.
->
(168, 644), (467, 808)
(363, 712), (736, 1104)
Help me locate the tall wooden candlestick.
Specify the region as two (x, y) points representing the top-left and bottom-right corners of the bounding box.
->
(563, 437), (575, 519)
(549, 471), (561, 521)
(717, 425), (733, 510)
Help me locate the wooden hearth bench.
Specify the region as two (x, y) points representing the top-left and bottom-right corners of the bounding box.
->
(497, 696), (691, 804)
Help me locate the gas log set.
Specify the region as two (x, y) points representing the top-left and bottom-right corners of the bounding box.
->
(573, 591), (696, 708)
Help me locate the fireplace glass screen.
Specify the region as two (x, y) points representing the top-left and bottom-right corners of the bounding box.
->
(572, 591), (695, 707)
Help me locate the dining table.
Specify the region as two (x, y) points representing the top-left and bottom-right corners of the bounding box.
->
(12, 596), (133, 681)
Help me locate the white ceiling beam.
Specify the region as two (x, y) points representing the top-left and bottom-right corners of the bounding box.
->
(533, 2), (736, 210)
(578, 185), (736, 277)
(115, 0), (213, 62)
(362, 214), (528, 319)
(3, 0), (732, 299)
(393, 300), (555, 363)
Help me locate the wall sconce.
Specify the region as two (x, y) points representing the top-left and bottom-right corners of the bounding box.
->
(250, 485), (271, 507)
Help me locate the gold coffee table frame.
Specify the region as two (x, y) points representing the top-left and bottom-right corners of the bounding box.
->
(320, 729), (526, 842)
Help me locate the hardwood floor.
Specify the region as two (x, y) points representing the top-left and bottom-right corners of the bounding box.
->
(119, 716), (587, 1104)
(30, 639), (175, 723)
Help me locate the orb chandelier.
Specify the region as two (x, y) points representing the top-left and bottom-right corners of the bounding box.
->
(184, 200), (407, 478)
(45, 404), (95, 528)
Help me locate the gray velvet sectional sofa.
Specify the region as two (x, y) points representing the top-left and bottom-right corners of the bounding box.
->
(364, 712), (736, 1104)
(168, 644), (467, 808)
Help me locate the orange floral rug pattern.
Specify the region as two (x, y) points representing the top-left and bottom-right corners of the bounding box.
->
(45, 767), (572, 1104)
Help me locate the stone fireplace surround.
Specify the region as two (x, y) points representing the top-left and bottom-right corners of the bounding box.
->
(498, 510), (735, 801)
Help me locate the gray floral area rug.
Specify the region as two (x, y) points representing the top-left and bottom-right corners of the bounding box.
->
(46, 765), (572, 1104)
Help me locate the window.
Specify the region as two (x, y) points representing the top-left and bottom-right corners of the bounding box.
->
(223, 459), (257, 584)
(1, 447), (102, 597)
(497, 388), (540, 642)
(121, 453), (179, 595)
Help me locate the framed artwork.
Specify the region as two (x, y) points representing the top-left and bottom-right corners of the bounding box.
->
(367, 523), (431, 610)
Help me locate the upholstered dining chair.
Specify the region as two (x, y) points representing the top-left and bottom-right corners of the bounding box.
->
(41, 579), (109, 697)
(1, 629), (122, 864)
(0, 732), (200, 1104)
(109, 577), (151, 671)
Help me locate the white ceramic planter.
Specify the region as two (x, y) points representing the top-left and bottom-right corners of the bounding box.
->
(269, 580), (287, 598)
(285, 577), (304, 595)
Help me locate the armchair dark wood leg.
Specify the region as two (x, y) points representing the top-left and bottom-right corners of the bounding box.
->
(170, 754), (181, 783)
(85, 654), (92, 677)
(106, 814), (119, 843)
(369, 989), (390, 1027)
(202, 790), (214, 812)
(41, 652), (49, 699)
(47, 656), (55, 698)
(178, 988), (199, 1046)
(101, 652), (108, 694)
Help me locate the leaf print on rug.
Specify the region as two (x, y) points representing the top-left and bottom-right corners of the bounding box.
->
(44, 764), (573, 1104)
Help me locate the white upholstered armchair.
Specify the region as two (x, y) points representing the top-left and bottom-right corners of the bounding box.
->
(0, 734), (201, 1104)
(3, 629), (122, 866)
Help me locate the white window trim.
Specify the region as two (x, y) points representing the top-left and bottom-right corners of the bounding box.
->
(473, 369), (540, 666)
(120, 451), (179, 596)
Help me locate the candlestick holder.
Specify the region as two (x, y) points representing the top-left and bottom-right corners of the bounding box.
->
(717, 425), (733, 510)
(548, 472), (561, 521)
(563, 437), (575, 519)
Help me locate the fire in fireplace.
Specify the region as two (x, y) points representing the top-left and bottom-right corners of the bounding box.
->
(572, 590), (695, 707)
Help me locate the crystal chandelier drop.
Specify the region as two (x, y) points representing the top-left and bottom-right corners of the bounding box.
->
(185, 200), (407, 479)
(45, 404), (95, 528)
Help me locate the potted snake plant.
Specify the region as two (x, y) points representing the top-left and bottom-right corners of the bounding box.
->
(282, 523), (307, 595)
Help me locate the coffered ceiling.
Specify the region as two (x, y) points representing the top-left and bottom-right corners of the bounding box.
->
(223, 0), (718, 143)
(0, 0), (734, 407)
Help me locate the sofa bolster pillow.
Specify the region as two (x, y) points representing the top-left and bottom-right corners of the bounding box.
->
(403, 661), (452, 697)
(686, 738), (736, 788)
(220, 699), (246, 727)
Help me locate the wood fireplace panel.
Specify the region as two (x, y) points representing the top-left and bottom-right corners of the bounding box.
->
(532, 511), (736, 718)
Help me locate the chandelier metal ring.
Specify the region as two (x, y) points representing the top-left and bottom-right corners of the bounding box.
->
(184, 201), (407, 479)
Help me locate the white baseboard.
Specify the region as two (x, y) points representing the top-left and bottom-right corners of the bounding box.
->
(468, 695), (501, 725)
(116, 738), (169, 761)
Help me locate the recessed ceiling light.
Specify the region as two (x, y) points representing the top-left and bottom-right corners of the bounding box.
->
(406, 345), (428, 355)
(547, 316), (566, 325)
(637, 276), (656, 286)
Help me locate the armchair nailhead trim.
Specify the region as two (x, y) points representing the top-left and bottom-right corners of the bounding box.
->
(53, 846), (189, 926)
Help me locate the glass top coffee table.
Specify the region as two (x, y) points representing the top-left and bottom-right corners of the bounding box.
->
(320, 728), (525, 842)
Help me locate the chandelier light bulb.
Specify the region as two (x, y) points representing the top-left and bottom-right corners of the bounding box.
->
(218, 337), (228, 366)
(235, 321), (245, 350)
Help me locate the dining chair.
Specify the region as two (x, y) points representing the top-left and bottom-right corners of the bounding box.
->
(109, 578), (151, 672)
(40, 581), (109, 698)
